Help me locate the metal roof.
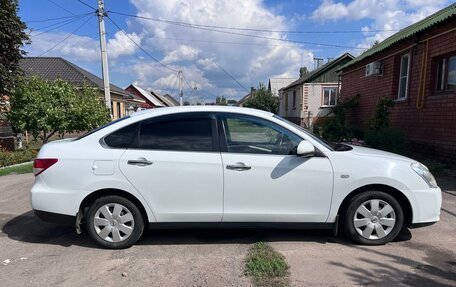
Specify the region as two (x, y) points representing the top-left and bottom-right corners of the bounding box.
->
(283, 53), (354, 90)
(341, 3), (456, 70)
(20, 57), (133, 98)
(132, 85), (165, 107)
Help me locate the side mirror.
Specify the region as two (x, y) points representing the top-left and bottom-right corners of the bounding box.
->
(297, 140), (315, 157)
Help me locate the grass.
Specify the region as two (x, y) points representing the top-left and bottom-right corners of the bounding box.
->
(0, 162), (33, 176)
(245, 242), (290, 287)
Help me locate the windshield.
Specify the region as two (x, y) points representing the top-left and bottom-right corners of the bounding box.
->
(273, 115), (335, 151)
(75, 116), (131, 141)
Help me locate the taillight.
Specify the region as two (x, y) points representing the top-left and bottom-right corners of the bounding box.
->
(33, 158), (58, 176)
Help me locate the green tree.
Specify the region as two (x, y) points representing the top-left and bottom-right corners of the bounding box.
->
(8, 77), (110, 143)
(299, 66), (309, 78)
(216, 96), (227, 106)
(243, 83), (279, 114)
(0, 0), (30, 95)
(321, 95), (359, 142)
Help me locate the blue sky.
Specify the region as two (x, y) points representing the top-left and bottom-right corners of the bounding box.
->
(19, 0), (452, 103)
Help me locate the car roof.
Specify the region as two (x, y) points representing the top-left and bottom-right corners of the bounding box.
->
(130, 106), (274, 118)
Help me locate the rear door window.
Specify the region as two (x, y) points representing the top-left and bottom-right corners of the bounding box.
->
(138, 116), (214, 152)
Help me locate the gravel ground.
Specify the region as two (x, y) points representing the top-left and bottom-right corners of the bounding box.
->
(0, 173), (455, 286)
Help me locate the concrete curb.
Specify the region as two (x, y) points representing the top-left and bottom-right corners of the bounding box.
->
(0, 161), (33, 170)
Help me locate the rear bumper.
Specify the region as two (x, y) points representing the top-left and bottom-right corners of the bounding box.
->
(34, 209), (75, 226)
(410, 221), (438, 228)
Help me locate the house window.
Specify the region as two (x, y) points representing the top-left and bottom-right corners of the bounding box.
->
(398, 53), (410, 99)
(435, 55), (456, 91)
(292, 90), (297, 109)
(285, 92), (289, 110)
(322, 87), (337, 106)
(117, 102), (121, 118)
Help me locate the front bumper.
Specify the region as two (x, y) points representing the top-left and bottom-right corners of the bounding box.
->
(410, 187), (442, 224)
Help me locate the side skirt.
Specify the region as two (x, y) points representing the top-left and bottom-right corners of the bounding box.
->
(148, 222), (334, 230)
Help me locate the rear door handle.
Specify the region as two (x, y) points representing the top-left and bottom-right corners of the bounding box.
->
(226, 162), (251, 171)
(127, 158), (153, 166)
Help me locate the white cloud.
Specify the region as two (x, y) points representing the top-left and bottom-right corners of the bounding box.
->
(311, 0), (452, 55)
(162, 45), (200, 64)
(119, 0), (314, 100)
(107, 31), (142, 58)
(28, 30), (141, 61)
(27, 32), (99, 61)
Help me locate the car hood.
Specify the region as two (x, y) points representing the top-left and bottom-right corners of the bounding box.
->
(348, 145), (415, 163)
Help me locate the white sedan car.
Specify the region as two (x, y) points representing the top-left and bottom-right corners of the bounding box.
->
(31, 106), (441, 248)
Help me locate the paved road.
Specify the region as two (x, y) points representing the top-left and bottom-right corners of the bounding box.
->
(0, 174), (455, 286)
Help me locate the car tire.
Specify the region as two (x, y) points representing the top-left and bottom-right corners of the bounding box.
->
(343, 191), (404, 245)
(86, 195), (144, 249)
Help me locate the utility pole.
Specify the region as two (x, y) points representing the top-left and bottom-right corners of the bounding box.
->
(97, 0), (111, 113)
(178, 70), (183, 106)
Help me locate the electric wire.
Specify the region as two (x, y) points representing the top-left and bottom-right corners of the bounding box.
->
(25, 13), (93, 23)
(106, 16), (178, 73)
(214, 63), (249, 93)
(39, 15), (93, 56)
(30, 14), (93, 37)
(108, 11), (400, 34)
(77, 0), (97, 11)
(46, 0), (76, 15)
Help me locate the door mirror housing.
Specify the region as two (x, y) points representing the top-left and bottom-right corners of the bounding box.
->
(297, 140), (315, 157)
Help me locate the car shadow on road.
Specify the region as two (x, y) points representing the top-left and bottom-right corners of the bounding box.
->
(1, 210), (412, 248)
(328, 242), (456, 286)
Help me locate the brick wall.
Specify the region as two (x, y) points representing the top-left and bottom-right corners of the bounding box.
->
(340, 20), (456, 162)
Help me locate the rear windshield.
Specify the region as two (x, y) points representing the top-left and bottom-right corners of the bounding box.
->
(75, 116), (131, 141)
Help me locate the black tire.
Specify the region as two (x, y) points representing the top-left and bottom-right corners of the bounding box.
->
(343, 191), (404, 245)
(86, 195), (144, 249)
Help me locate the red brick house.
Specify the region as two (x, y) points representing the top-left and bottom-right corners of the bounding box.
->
(339, 3), (456, 161)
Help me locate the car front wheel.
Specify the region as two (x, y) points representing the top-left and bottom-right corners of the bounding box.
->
(344, 191), (404, 245)
(86, 195), (144, 249)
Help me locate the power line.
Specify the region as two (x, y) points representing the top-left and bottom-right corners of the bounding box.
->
(106, 16), (179, 73)
(39, 15), (93, 56)
(214, 63), (249, 93)
(77, 0), (97, 10)
(168, 75), (180, 96)
(108, 11), (400, 34)
(25, 13), (92, 23)
(146, 35), (309, 48)
(46, 0), (76, 15)
(108, 11), (368, 50)
(30, 14), (93, 37)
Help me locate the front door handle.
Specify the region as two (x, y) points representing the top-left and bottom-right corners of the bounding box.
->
(226, 162), (251, 171)
(128, 158), (153, 166)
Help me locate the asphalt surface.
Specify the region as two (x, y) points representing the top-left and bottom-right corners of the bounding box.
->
(0, 173), (455, 286)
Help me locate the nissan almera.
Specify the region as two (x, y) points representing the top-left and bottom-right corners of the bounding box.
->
(31, 106), (441, 248)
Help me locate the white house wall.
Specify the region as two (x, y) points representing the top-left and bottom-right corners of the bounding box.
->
(280, 82), (339, 128)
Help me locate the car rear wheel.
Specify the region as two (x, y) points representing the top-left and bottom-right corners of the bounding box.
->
(343, 191), (404, 245)
(86, 195), (144, 249)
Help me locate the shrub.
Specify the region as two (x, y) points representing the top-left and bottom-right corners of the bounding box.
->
(0, 148), (37, 167)
(365, 127), (405, 154)
(320, 95), (359, 142)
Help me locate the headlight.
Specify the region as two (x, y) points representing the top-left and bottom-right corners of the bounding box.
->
(411, 162), (438, 188)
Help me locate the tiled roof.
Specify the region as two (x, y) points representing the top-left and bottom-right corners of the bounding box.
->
(340, 3), (456, 70)
(20, 57), (132, 97)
